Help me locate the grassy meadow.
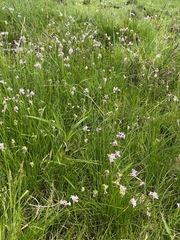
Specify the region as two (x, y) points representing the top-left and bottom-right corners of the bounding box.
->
(0, 0), (180, 239)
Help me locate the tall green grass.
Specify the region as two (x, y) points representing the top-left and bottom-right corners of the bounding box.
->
(0, 0), (179, 239)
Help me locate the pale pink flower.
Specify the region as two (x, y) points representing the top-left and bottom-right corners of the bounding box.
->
(29, 91), (35, 97)
(20, 35), (26, 42)
(60, 200), (71, 206)
(130, 198), (136, 208)
(130, 169), (138, 177)
(36, 52), (43, 60)
(19, 88), (25, 95)
(70, 195), (79, 203)
(107, 153), (116, 163)
(115, 151), (121, 157)
(110, 140), (118, 146)
(116, 132), (126, 139)
(148, 191), (158, 199)
(139, 181), (145, 186)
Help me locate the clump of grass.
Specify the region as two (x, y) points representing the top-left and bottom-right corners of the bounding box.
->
(0, 0), (180, 239)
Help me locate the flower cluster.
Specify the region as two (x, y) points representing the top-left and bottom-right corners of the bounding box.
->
(1, 84), (35, 113)
(60, 195), (79, 207)
(107, 132), (125, 163)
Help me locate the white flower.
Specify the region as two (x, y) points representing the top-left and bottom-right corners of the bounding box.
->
(130, 198), (136, 208)
(177, 203), (180, 208)
(64, 63), (70, 68)
(21, 146), (28, 154)
(8, 8), (14, 13)
(20, 35), (26, 42)
(97, 53), (102, 59)
(68, 47), (73, 55)
(146, 209), (151, 217)
(104, 94), (109, 99)
(19, 88), (25, 95)
(0, 32), (9, 36)
(119, 185), (126, 196)
(71, 86), (76, 95)
(14, 106), (19, 112)
(7, 87), (13, 92)
(139, 181), (145, 186)
(19, 59), (26, 64)
(36, 52), (43, 60)
(148, 191), (158, 199)
(102, 184), (108, 194)
(29, 162), (34, 167)
(110, 140), (118, 146)
(173, 96), (179, 102)
(81, 187), (85, 192)
(0, 143), (5, 151)
(70, 195), (79, 203)
(29, 91), (35, 97)
(22, 146), (28, 154)
(82, 126), (90, 132)
(103, 78), (107, 83)
(96, 127), (102, 132)
(155, 54), (161, 59)
(34, 62), (41, 69)
(113, 87), (120, 93)
(104, 170), (109, 176)
(0, 80), (7, 85)
(84, 88), (89, 94)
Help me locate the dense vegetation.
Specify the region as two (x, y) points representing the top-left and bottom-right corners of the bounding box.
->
(0, 0), (179, 239)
